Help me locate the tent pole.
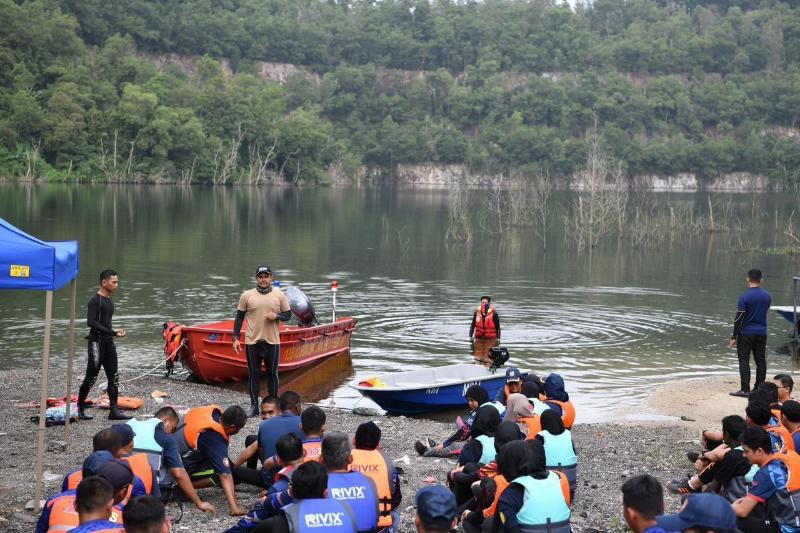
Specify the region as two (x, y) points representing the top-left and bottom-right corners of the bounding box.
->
(34, 290), (53, 513)
(64, 279), (77, 442)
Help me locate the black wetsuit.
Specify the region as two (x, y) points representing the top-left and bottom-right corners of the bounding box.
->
(77, 293), (120, 407)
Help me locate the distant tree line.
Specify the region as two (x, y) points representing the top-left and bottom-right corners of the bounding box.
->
(0, 0), (799, 184)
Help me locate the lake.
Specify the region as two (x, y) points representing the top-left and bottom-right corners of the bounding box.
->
(1, 184), (798, 422)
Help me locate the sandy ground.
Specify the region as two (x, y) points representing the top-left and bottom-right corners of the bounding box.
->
(0, 367), (726, 532)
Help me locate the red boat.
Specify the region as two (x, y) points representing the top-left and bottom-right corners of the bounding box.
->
(165, 317), (357, 384)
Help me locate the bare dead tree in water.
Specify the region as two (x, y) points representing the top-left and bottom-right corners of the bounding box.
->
(213, 127), (244, 185)
(567, 134), (628, 249)
(530, 170), (555, 250)
(446, 184), (473, 243)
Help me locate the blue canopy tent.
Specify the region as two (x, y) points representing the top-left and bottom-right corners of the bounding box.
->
(0, 218), (79, 511)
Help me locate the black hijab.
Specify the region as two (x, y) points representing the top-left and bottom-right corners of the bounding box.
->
(470, 404), (501, 438)
(494, 421), (523, 453)
(524, 439), (549, 479)
(540, 409), (566, 435)
(496, 440), (533, 481)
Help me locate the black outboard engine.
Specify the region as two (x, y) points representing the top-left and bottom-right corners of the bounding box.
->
(285, 286), (318, 326)
(488, 346), (510, 372)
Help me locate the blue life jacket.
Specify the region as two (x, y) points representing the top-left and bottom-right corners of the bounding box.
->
(283, 499), (358, 533)
(514, 473), (571, 529)
(475, 434), (496, 464)
(538, 430), (577, 467)
(481, 401), (506, 417)
(127, 418), (162, 453)
(528, 398), (551, 416)
(327, 471), (379, 532)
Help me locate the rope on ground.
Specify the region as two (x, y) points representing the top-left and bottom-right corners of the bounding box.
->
(92, 341), (184, 393)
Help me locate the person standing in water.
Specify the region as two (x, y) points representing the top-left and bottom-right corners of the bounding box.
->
(729, 269), (772, 398)
(77, 269), (131, 421)
(469, 296), (501, 340)
(233, 266), (292, 418)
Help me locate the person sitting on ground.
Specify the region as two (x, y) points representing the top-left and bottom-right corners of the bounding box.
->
(704, 400), (793, 456)
(225, 433), (307, 533)
(621, 474), (667, 533)
(415, 385), (488, 458)
(781, 400), (800, 451)
(543, 373), (576, 429)
(749, 382), (782, 421)
(521, 381), (551, 416)
(122, 496), (169, 533)
(111, 424), (159, 498)
(244, 390), (304, 487)
(62, 429), (124, 490)
(670, 415), (750, 499)
(126, 406), (214, 513)
(449, 404), (501, 506)
(321, 432), (381, 533)
(536, 409), (578, 500)
(493, 367), (523, 406)
(69, 476), (124, 532)
(63, 447), (147, 509)
(732, 425), (800, 533)
(252, 461), (357, 533)
(415, 485), (458, 533)
(491, 439), (571, 533)
(260, 405), (326, 471)
(237, 396), (280, 470)
(504, 393), (539, 438)
(350, 421), (402, 532)
(460, 422), (524, 532)
(657, 493), (737, 533)
(774, 374), (794, 405)
(174, 404), (249, 516)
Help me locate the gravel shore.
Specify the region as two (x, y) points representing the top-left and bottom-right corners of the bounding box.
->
(0, 367), (702, 532)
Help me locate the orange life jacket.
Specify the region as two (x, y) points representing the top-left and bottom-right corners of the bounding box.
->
(45, 492), (79, 531)
(122, 453), (154, 494)
(767, 450), (800, 491)
(302, 439), (322, 462)
(768, 425), (796, 452)
(65, 469), (82, 491)
(546, 399), (576, 429)
(163, 322), (185, 363)
(519, 416), (542, 440)
(474, 306), (497, 339)
(483, 470), (570, 518)
(182, 405), (228, 450)
(350, 448), (394, 528)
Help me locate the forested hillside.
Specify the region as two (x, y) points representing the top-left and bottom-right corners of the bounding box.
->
(1, 0), (800, 184)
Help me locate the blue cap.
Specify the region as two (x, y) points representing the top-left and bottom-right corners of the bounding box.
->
(415, 485), (457, 529)
(82, 450), (114, 476)
(505, 367), (522, 382)
(656, 494), (737, 533)
(96, 459), (134, 493)
(111, 423), (136, 446)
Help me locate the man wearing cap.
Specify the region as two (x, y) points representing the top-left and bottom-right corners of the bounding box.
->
(415, 485), (457, 533)
(233, 266), (292, 417)
(657, 493), (737, 533)
(493, 367), (523, 406)
(111, 424), (161, 499)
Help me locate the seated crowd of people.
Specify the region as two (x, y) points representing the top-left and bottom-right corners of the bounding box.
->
(623, 373), (800, 533)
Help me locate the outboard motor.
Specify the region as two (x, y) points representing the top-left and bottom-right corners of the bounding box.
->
(488, 346), (510, 372)
(285, 286), (318, 326)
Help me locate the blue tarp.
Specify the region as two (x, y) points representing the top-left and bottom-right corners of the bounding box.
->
(0, 218), (78, 291)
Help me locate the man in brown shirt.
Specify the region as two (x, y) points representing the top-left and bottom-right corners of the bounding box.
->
(233, 266), (292, 417)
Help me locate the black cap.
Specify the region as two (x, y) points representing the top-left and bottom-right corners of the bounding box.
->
(96, 459), (134, 493)
(255, 266), (272, 276)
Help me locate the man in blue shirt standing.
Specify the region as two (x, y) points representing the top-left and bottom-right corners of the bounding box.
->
(730, 269), (772, 398)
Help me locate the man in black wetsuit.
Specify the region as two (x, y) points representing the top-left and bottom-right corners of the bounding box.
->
(77, 269), (131, 421)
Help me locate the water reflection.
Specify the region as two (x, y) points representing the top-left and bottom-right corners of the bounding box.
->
(1, 185), (799, 422)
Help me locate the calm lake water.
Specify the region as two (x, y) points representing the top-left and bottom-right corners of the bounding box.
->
(1, 184), (799, 422)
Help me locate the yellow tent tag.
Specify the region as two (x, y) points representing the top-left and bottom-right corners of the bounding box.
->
(10, 265), (30, 277)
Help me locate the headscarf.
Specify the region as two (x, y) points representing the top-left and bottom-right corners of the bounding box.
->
(539, 409), (565, 435)
(544, 373), (569, 402)
(505, 393), (536, 435)
(494, 421), (524, 453)
(470, 404), (501, 439)
(496, 440), (533, 481)
(521, 380), (541, 399)
(524, 439), (549, 479)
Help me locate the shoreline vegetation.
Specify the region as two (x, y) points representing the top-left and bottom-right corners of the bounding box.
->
(1, 367), (718, 532)
(2, 1), (800, 187)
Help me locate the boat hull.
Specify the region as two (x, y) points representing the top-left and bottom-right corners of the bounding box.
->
(351, 364), (525, 415)
(177, 318), (357, 384)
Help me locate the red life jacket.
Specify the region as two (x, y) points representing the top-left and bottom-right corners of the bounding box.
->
(474, 306), (497, 339)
